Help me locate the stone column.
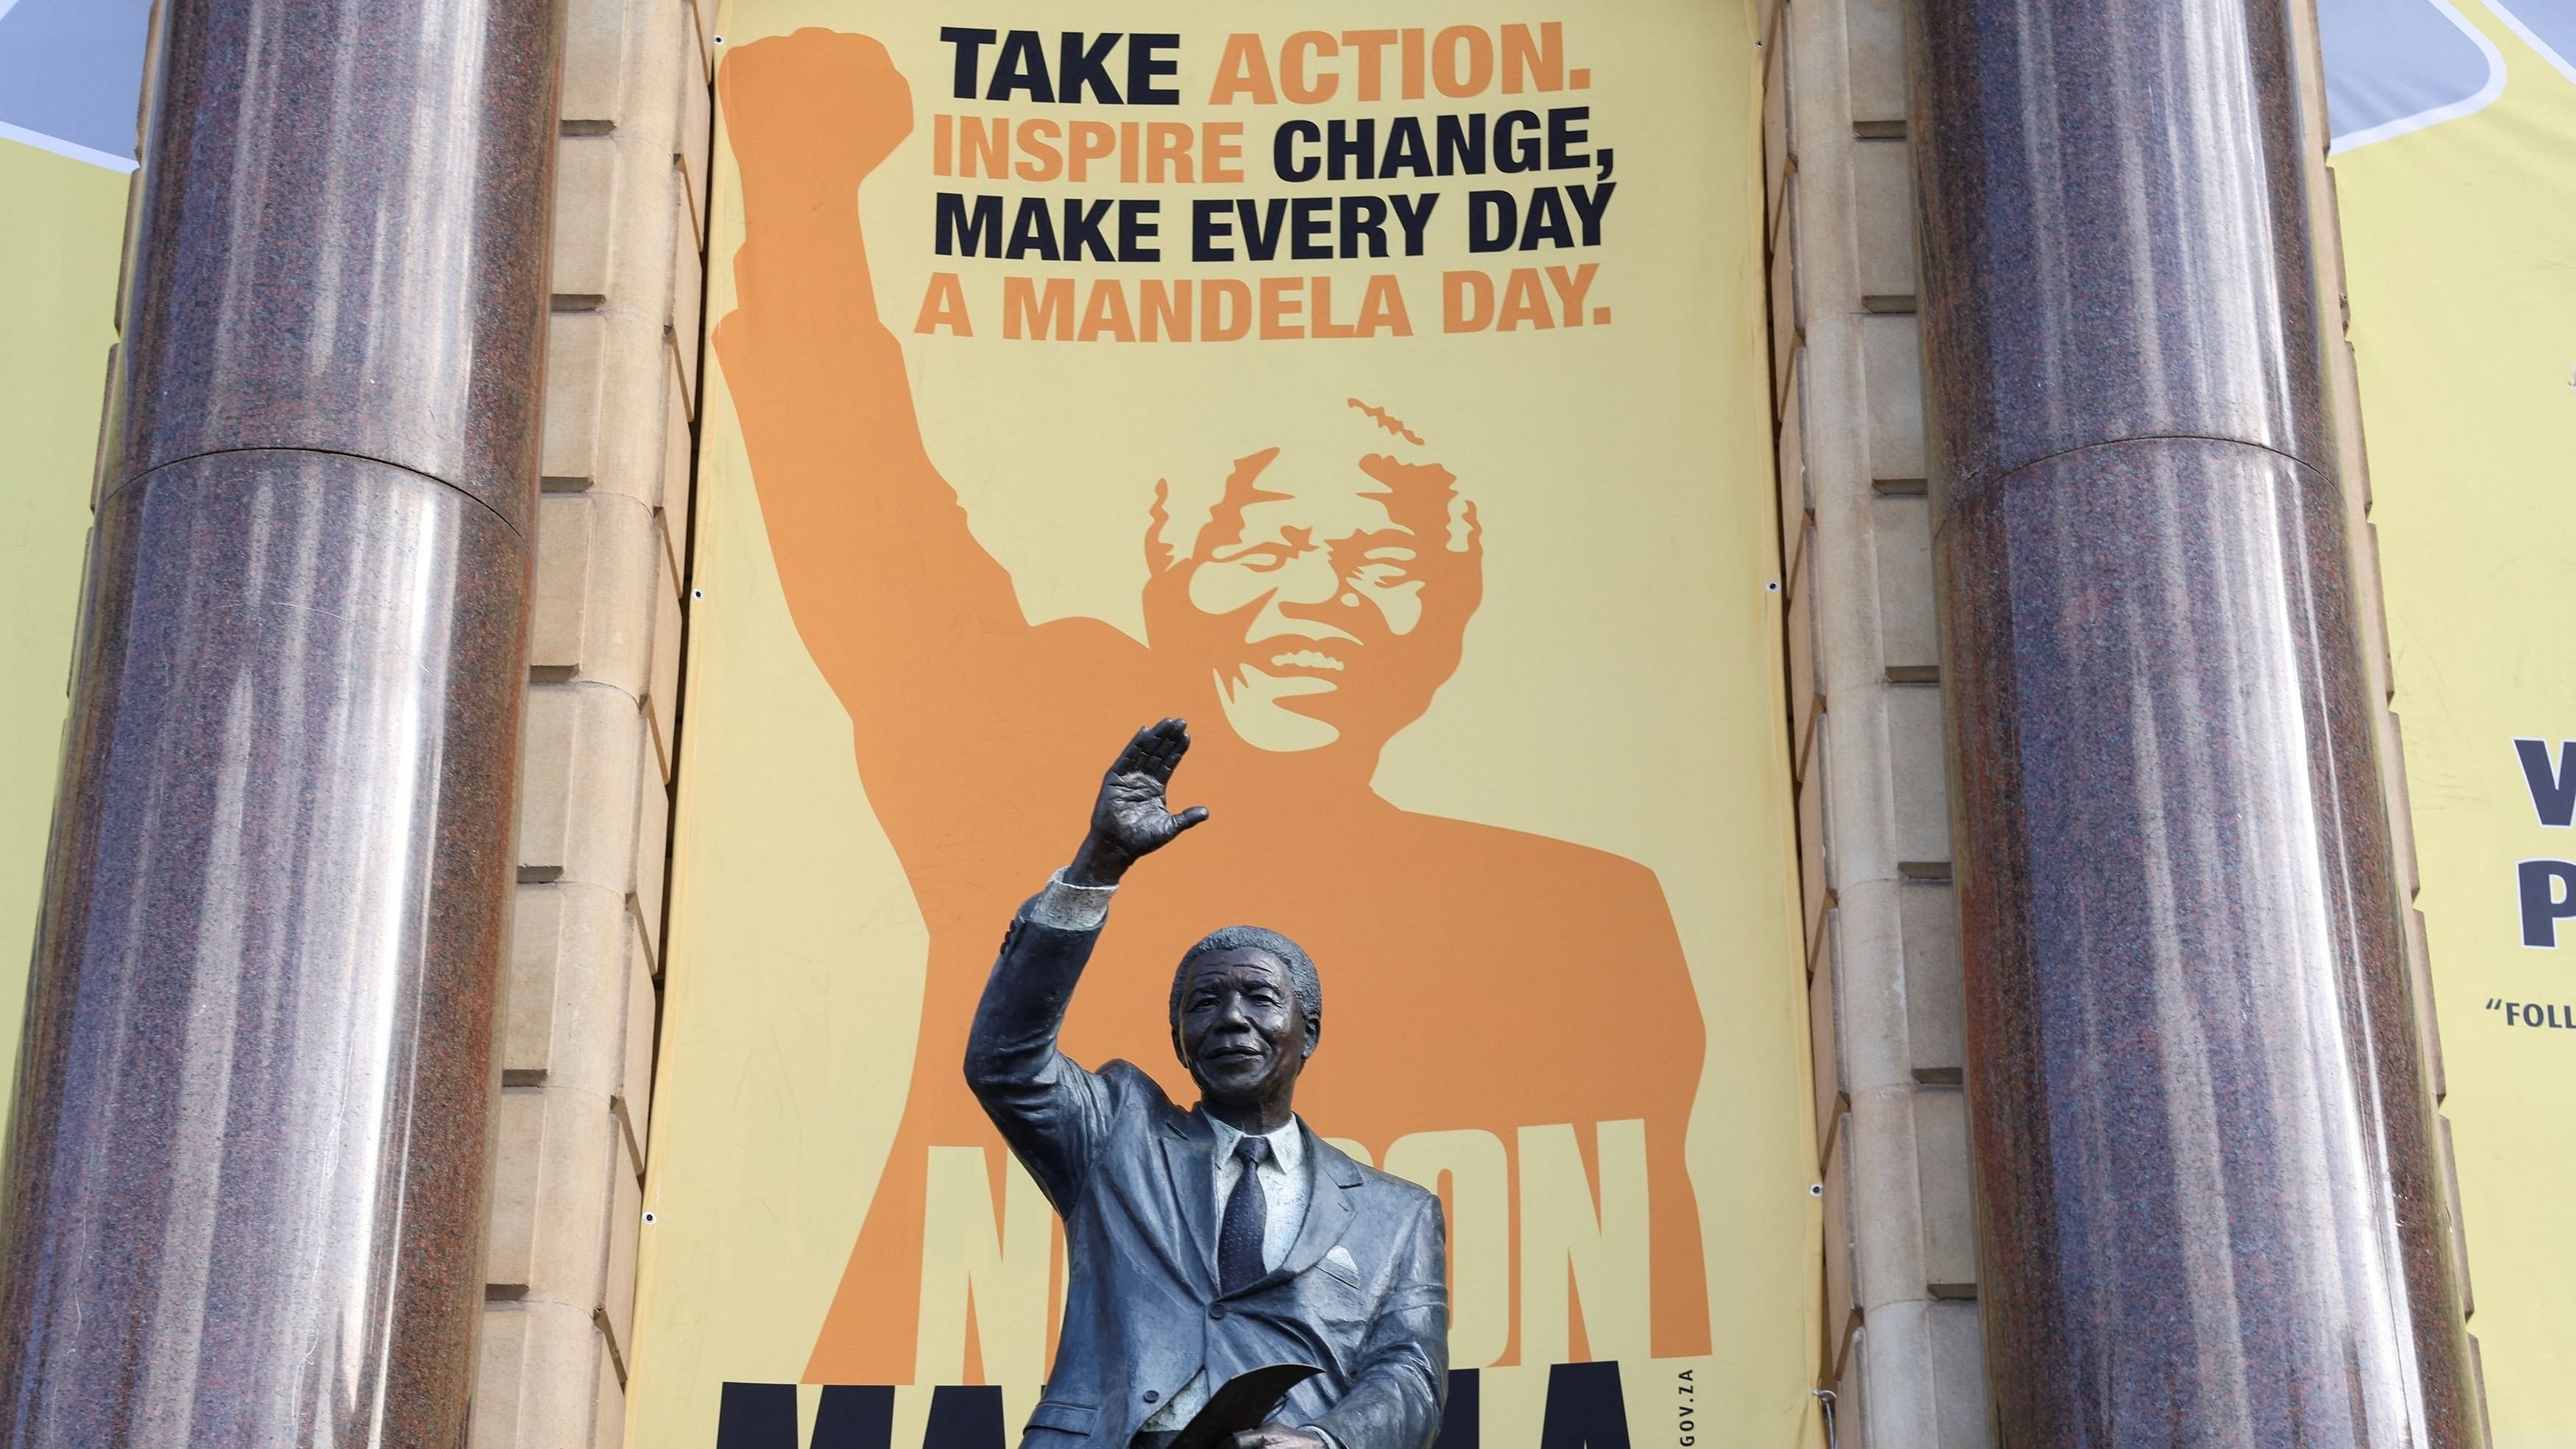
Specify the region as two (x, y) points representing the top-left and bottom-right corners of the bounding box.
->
(1906, 0), (2477, 1442)
(0, 0), (559, 1442)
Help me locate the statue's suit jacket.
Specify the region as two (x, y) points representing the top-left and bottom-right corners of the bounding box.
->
(964, 910), (1450, 1449)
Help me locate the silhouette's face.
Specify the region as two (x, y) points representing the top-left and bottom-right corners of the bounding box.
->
(1155, 428), (1477, 754)
(1174, 949), (1313, 1112)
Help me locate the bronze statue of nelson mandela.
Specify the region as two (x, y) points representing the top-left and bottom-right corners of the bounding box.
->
(964, 719), (1450, 1449)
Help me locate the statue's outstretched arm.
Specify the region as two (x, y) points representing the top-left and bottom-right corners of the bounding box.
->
(964, 720), (1209, 1204)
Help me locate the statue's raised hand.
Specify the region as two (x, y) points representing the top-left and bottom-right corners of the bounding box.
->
(1066, 719), (1209, 886)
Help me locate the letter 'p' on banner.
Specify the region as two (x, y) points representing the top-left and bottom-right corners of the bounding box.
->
(629, 5), (1817, 1445)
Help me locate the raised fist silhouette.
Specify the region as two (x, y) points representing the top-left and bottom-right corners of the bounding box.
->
(718, 28), (913, 192)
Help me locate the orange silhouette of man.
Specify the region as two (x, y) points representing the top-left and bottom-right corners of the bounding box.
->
(714, 29), (1712, 1384)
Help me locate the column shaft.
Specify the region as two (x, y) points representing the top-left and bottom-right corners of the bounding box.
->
(0, 1), (559, 1443)
(1906, 1), (2475, 1442)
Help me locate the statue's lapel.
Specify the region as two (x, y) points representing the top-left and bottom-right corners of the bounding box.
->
(1275, 1127), (1362, 1283)
(1160, 1108), (1222, 1286)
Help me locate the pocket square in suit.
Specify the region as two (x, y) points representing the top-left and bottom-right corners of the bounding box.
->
(1323, 1244), (1362, 1283)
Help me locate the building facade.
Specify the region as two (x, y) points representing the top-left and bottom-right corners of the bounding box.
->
(1, 0), (2571, 1445)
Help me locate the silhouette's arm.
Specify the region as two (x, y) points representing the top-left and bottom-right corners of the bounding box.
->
(712, 30), (1025, 690)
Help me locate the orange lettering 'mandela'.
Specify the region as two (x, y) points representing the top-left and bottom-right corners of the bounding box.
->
(995, 274), (1413, 341)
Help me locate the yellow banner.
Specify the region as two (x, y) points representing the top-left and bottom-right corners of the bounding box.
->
(2324, 1), (2576, 1442)
(0, 141), (135, 1179)
(631, 4), (1816, 1444)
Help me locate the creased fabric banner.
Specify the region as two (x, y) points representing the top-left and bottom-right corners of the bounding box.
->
(629, 3), (1817, 1448)
(2321, 1), (2576, 1444)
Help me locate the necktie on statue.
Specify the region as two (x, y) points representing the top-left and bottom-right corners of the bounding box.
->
(1218, 1136), (1271, 1294)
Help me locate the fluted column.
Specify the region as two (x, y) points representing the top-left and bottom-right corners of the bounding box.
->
(1906, 0), (2475, 1442)
(0, 1), (559, 1443)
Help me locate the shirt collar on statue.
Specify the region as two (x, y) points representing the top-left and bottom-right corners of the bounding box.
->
(1203, 1110), (1306, 1174)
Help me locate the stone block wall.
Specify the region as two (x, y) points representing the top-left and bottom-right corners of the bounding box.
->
(1761, 0), (1986, 1439)
(471, 0), (713, 1443)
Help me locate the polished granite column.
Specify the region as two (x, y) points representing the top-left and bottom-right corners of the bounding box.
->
(0, 0), (559, 1443)
(1906, 0), (2475, 1442)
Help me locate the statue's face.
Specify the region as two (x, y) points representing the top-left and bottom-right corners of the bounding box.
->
(1174, 949), (1314, 1108)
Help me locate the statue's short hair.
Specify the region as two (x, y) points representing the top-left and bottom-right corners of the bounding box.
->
(1169, 925), (1322, 1040)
